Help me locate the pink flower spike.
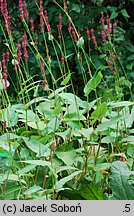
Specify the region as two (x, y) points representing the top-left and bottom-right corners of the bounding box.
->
(17, 42), (22, 64)
(23, 1), (29, 20)
(6, 49), (10, 62)
(112, 54), (116, 60)
(101, 12), (105, 31)
(68, 19), (72, 33)
(109, 59), (113, 70)
(19, 0), (24, 22)
(42, 79), (46, 90)
(86, 28), (90, 42)
(58, 13), (62, 31)
(72, 30), (77, 43)
(41, 59), (45, 77)
(24, 51), (29, 60)
(30, 19), (34, 32)
(101, 31), (106, 42)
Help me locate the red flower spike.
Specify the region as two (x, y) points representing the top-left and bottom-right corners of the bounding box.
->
(44, 10), (51, 33)
(41, 59), (45, 77)
(68, 19), (72, 33)
(30, 19), (34, 32)
(91, 29), (97, 47)
(72, 30), (77, 43)
(61, 55), (65, 65)
(23, 1), (29, 20)
(109, 59), (113, 70)
(112, 54), (116, 61)
(19, 0), (24, 22)
(6, 49), (10, 62)
(22, 34), (29, 60)
(101, 30), (106, 42)
(42, 79), (46, 90)
(17, 42), (22, 64)
(101, 12), (105, 31)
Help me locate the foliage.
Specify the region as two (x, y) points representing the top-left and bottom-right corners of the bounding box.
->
(0, 0), (134, 200)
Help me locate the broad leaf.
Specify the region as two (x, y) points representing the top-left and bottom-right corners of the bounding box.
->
(110, 161), (134, 200)
(61, 73), (71, 86)
(55, 170), (82, 190)
(84, 72), (103, 96)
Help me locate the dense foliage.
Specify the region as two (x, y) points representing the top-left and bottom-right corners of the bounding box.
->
(0, 0), (134, 200)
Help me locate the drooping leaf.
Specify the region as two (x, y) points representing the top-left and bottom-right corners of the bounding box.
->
(61, 73), (71, 86)
(18, 164), (36, 175)
(24, 185), (43, 195)
(84, 72), (103, 96)
(108, 101), (134, 108)
(55, 170), (82, 190)
(121, 9), (130, 19)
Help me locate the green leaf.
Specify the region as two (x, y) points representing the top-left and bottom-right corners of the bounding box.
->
(84, 72), (103, 96)
(108, 101), (134, 108)
(78, 127), (93, 140)
(121, 9), (130, 19)
(24, 185), (43, 195)
(18, 164), (36, 175)
(55, 170), (82, 190)
(96, 114), (125, 131)
(22, 137), (50, 157)
(77, 36), (84, 47)
(0, 185), (23, 200)
(48, 86), (68, 99)
(0, 107), (18, 127)
(94, 163), (111, 172)
(79, 182), (104, 200)
(0, 174), (26, 184)
(47, 117), (60, 132)
(61, 73), (71, 86)
(64, 112), (86, 121)
(122, 136), (134, 144)
(91, 103), (107, 123)
(55, 147), (76, 166)
(110, 11), (118, 19)
(127, 54), (134, 61)
(56, 128), (71, 141)
(110, 161), (134, 200)
(22, 160), (51, 167)
(56, 166), (79, 174)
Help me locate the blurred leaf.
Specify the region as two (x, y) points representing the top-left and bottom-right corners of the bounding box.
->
(23, 137), (50, 157)
(110, 11), (118, 19)
(61, 73), (71, 86)
(18, 164), (36, 175)
(110, 161), (134, 200)
(24, 185), (43, 195)
(91, 103), (107, 124)
(55, 147), (76, 166)
(55, 170), (82, 190)
(84, 72), (103, 96)
(121, 9), (130, 19)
